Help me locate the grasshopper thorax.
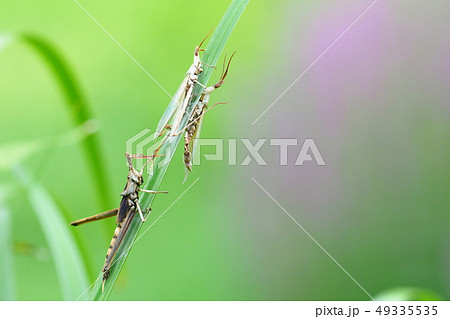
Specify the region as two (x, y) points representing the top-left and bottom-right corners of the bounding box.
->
(129, 167), (143, 186)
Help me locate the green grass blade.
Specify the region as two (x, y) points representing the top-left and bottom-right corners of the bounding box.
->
(0, 139), (43, 172)
(196, 0), (249, 92)
(0, 32), (111, 210)
(375, 287), (444, 301)
(13, 166), (89, 300)
(0, 121), (98, 172)
(0, 205), (15, 300)
(88, 0), (249, 300)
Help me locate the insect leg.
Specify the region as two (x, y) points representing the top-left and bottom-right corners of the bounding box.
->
(192, 79), (207, 89)
(70, 208), (118, 226)
(136, 202), (150, 223)
(173, 101), (229, 137)
(138, 189), (168, 194)
(200, 61), (216, 69)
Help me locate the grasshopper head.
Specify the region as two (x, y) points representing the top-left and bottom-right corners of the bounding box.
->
(193, 47), (204, 75)
(125, 153), (144, 185)
(193, 28), (214, 75)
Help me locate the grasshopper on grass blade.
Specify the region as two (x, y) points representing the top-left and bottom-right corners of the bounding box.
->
(155, 30), (215, 138)
(70, 152), (168, 291)
(179, 52), (235, 179)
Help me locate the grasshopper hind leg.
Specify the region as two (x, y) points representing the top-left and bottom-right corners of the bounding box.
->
(70, 208), (118, 226)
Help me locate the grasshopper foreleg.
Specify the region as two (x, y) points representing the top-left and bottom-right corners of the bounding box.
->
(136, 203), (151, 223)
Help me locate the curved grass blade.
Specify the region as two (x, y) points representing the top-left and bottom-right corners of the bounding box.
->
(88, 0), (249, 300)
(0, 32), (111, 210)
(0, 120), (98, 172)
(195, 0), (249, 96)
(0, 205), (14, 300)
(13, 166), (89, 300)
(0, 140), (43, 172)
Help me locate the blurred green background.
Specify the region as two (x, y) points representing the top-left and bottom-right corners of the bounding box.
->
(1, 0), (449, 300)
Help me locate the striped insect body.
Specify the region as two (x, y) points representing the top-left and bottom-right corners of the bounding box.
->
(70, 152), (168, 291)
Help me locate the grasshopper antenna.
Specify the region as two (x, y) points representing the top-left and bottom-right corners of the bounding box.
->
(212, 51), (236, 89)
(221, 51), (236, 82)
(195, 27), (217, 70)
(195, 26), (215, 55)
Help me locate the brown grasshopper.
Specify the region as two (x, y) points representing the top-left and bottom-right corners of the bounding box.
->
(70, 152), (167, 291)
(155, 29), (215, 139)
(179, 52), (235, 178)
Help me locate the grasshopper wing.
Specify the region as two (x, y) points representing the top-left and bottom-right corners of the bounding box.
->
(183, 111), (205, 182)
(155, 75), (190, 137)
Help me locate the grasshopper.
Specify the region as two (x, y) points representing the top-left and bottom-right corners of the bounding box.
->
(155, 30), (215, 139)
(70, 152), (167, 291)
(179, 52), (235, 178)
